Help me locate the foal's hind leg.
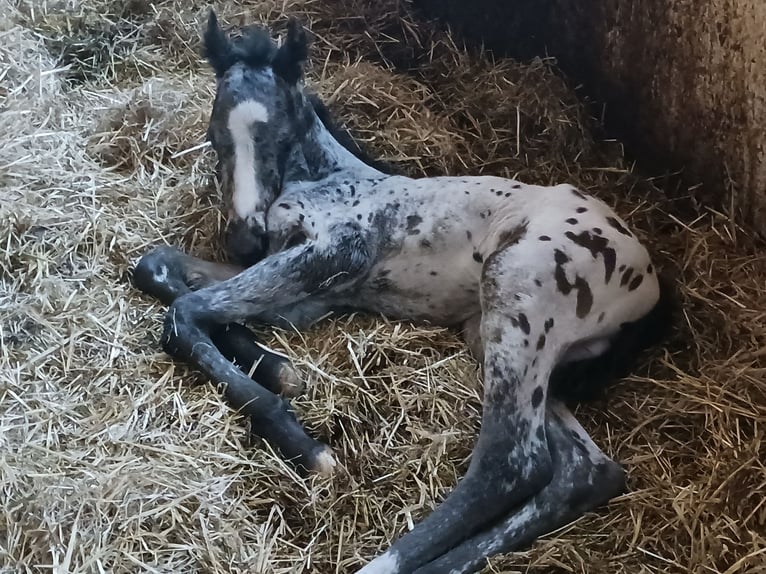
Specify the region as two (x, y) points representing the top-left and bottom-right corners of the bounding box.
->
(358, 261), (563, 573)
(133, 246), (303, 396)
(413, 401), (626, 574)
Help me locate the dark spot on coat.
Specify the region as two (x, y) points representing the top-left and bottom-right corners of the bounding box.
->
(566, 218), (578, 225)
(539, 235), (551, 242)
(518, 313), (531, 335)
(576, 207), (588, 213)
(299, 213), (305, 222)
(297, 201), (305, 209)
(278, 202), (291, 209)
(349, 184), (356, 196)
(406, 215), (422, 235)
(534, 279), (542, 287)
(495, 190), (503, 196)
(571, 188), (585, 199)
(565, 230), (617, 284)
(555, 248), (594, 317)
(574, 276), (593, 318)
(512, 184), (521, 189)
(466, 230), (472, 240)
(647, 264), (654, 274)
(620, 267), (634, 287)
(606, 216), (632, 236)
(593, 227), (603, 235)
(544, 318), (554, 332)
(619, 264), (626, 272)
(420, 239), (432, 249)
(531, 386), (544, 408)
(524, 339), (529, 347)
(598, 312), (605, 323)
(356, 214), (363, 220)
(554, 249), (572, 295)
(536, 426), (545, 441)
(628, 274), (644, 291)
(352, 199), (360, 207)
(473, 252), (483, 263)
(536, 334), (546, 350)
(430, 270), (438, 276)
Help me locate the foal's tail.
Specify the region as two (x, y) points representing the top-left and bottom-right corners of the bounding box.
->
(550, 272), (678, 403)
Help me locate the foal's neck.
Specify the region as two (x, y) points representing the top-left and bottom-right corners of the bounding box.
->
(284, 112), (383, 183)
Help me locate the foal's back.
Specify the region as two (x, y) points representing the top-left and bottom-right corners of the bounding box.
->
(274, 173), (655, 331)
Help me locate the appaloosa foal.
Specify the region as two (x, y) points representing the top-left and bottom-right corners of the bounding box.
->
(133, 13), (672, 574)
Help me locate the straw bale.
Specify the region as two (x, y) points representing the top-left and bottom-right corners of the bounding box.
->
(1, 1), (765, 573)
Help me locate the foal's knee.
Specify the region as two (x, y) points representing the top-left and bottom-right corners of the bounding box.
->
(133, 246), (189, 304)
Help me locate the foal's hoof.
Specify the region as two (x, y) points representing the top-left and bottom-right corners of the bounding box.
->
(308, 445), (337, 476)
(277, 363), (305, 398)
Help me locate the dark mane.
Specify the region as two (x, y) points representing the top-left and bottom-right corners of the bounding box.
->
(307, 93), (397, 175)
(203, 12), (277, 78)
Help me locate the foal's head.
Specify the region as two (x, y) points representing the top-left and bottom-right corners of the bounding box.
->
(203, 12), (314, 264)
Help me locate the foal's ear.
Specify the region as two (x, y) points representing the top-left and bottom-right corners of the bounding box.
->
(273, 18), (308, 84)
(203, 10), (235, 78)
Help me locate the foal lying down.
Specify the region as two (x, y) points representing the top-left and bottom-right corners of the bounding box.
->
(133, 13), (672, 574)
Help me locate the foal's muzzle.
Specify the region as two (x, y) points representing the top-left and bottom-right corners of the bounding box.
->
(224, 218), (269, 266)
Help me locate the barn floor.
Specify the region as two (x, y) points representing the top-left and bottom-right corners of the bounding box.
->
(1, 0), (765, 573)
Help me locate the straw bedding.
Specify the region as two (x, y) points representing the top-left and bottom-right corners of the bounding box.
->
(1, 0), (764, 572)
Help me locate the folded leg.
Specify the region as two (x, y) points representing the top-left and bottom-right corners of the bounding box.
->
(160, 225), (371, 473)
(133, 245), (304, 396)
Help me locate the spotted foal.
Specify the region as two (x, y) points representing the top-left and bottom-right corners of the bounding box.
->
(134, 13), (672, 574)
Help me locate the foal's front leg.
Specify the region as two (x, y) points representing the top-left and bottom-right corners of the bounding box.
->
(133, 246), (303, 396)
(161, 225), (372, 474)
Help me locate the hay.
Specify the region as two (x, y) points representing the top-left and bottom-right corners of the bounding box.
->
(1, 0), (764, 572)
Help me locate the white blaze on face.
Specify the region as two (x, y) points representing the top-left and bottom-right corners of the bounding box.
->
(227, 100), (269, 221)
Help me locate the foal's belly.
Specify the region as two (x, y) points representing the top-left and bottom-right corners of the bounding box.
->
(355, 246), (483, 325)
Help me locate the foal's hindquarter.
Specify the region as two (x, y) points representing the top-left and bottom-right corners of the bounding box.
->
(132, 14), (666, 574)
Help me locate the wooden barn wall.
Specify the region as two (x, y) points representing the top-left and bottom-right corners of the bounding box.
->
(416, 0), (766, 237)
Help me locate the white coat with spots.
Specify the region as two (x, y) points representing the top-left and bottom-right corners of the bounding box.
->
(133, 13), (673, 574)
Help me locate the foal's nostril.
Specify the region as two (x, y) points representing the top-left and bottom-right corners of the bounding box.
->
(225, 221), (269, 266)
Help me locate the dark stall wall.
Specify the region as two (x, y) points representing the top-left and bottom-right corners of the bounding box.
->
(417, 0), (766, 237)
